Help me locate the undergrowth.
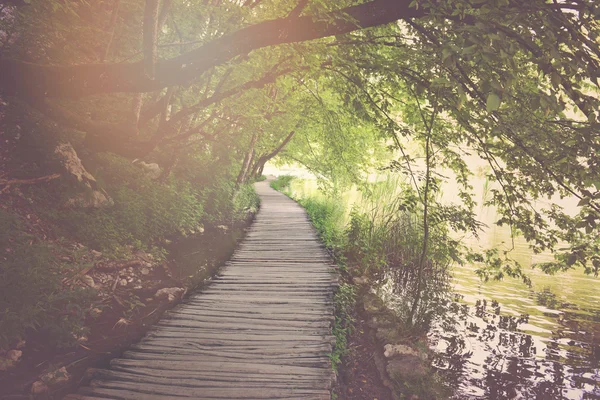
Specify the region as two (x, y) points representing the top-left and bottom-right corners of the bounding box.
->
(270, 175), (452, 398)
(1, 153), (260, 348)
(0, 209), (95, 349)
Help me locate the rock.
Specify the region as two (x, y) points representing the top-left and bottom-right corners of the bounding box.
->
(383, 344), (421, 359)
(90, 308), (103, 318)
(155, 287), (185, 303)
(41, 366), (71, 386)
(119, 279), (128, 287)
(216, 225), (229, 231)
(80, 275), (95, 288)
(133, 161), (161, 180)
(386, 355), (428, 381)
(65, 190), (114, 208)
(31, 381), (48, 394)
(91, 250), (103, 258)
(6, 349), (22, 362)
(55, 142), (114, 208)
(353, 276), (369, 285)
(363, 292), (386, 314)
(140, 267), (150, 275)
(55, 143), (96, 185)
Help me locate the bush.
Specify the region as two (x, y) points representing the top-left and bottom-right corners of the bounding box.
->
(40, 153), (204, 257)
(298, 196), (346, 257)
(0, 210), (95, 349)
(270, 175), (295, 192)
(232, 183), (260, 222)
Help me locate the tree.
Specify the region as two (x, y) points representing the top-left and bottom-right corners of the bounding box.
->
(1, 0), (599, 275)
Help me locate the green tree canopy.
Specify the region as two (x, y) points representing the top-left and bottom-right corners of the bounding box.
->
(1, 0), (599, 276)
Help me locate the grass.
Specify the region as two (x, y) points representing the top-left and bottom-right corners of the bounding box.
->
(0, 154), (261, 349)
(0, 209), (96, 349)
(270, 174), (452, 398)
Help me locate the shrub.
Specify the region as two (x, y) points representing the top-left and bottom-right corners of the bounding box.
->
(298, 196), (346, 257)
(41, 153), (204, 257)
(0, 210), (95, 349)
(232, 183), (260, 222)
(270, 175), (295, 192)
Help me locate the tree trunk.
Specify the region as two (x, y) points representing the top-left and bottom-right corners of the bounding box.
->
(131, 93), (143, 133)
(236, 133), (258, 185)
(249, 130), (295, 178)
(101, 0), (121, 62)
(143, 0), (160, 79)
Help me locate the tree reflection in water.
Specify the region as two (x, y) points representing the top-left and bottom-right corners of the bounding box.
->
(430, 294), (600, 399)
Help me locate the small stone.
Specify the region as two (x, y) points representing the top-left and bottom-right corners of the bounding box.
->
(31, 381), (48, 394)
(91, 250), (102, 258)
(133, 161), (162, 179)
(216, 225), (229, 231)
(353, 276), (369, 285)
(41, 366), (71, 385)
(120, 279), (128, 287)
(140, 267), (150, 275)
(155, 287), (185, 303)
(80, 275), (95, 288)
(90, 308), (103, 318)
(386, 356), (427, 381)
(6, 349), (22, 362)
(384, 344), (420, 358)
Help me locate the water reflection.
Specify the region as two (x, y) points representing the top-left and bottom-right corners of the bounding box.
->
(430, 266), (600, 399)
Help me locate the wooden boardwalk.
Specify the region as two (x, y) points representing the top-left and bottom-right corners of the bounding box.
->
(65, 181), (338, 400)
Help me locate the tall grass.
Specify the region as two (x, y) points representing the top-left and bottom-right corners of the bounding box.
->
(271, 174), (453, 333)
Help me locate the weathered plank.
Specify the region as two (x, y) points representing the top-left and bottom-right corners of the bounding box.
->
(64, 181), (336, 399)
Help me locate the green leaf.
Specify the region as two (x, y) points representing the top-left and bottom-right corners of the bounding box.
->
(486, 93), (501, 112)
(578, 197), (590, 207)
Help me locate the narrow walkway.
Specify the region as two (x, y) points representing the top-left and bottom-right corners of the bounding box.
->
(66, 181), (338, 400)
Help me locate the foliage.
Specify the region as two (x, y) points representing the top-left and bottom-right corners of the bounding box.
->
(270, 175), (295, 193)
(297, 196), (347, 264)
(252, 175), (267, 182)
(1, 0), (600, 276)
(232, 183), (260, 222)
(330, 283), (356, 371)
(0, 209), (95, 349)
(34, 153), (203, 257)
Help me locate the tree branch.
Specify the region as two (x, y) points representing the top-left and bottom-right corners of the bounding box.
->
(0, 0), (424, 98)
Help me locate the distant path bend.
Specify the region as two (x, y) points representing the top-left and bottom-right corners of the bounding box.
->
(65, 180), (338, 400)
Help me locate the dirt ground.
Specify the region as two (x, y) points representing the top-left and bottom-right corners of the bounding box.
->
(336, 310), (394, 400)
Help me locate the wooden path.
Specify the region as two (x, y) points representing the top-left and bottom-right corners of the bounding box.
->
(65, 181), (338, 400)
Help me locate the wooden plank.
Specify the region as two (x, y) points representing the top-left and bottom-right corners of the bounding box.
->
(67, 181), (337, 399)
(89, 369), (332, 390)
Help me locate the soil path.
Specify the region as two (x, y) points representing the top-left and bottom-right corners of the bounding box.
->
(64, 181), (338, 399)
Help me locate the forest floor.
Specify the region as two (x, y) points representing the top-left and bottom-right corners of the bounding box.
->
(0, 190), (254, 399)
(336, 307), (394, 400)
